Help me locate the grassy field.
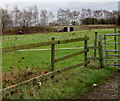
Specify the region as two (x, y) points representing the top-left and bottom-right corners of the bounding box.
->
(2, 28), (116, 48)
(2, 28), (119, 99)
(2, 29), (116, 72)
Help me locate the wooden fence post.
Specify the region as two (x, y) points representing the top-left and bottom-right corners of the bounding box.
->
(114, 26), (116, 34)
(51, 37), (55, 71)
(94, 32), (98, 58)
(98, 35), (104, 68)
(84, 36), (88, 67)
(114, 28), (117, 53)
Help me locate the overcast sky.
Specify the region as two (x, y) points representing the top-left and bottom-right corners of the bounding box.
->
(0, 0), (119, 15)
(0, 0), (119, 2)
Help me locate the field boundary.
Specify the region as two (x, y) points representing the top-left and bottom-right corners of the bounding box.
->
(1, 32), (104, 96)
(2, 37), (88, 53)
(17, 38), (114, 52)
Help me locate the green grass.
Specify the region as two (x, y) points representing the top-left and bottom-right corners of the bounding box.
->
(2, 29), (117, 72)
(2, 28), (119, 99)
(2, 29), (115, 48)
(3, 66), (117, 99)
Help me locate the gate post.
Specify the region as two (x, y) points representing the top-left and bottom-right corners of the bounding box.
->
(114, 26), (117, 53)
(98, 35), (104, 68)
(94, 32), (98, 58)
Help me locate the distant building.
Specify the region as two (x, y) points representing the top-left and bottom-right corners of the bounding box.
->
(57, 27), (74, 32)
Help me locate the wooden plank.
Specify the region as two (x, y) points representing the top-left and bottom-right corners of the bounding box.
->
(59, 61), (90, 71)
(55, 49), (88, 63)
(2, 37), (89, 53)
(51, 37), (55, 71)
(58, 37), (89, 44)
(1, 61), (90, 96)
(2, 41), (58, 53)
(87, 57), (101, 61)
(87, 46), (100, 49)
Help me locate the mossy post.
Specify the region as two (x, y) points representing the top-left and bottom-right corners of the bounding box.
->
(98, 35), (104, 68)
(94, 32), (98, 58)
(84, 36), (88, 67)
(51, 37), (55, 71)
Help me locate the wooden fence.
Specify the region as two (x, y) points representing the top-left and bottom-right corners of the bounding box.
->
(1, 32), (104, 96)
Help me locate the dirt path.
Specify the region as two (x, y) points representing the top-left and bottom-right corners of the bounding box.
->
(82, 72), (119, 99)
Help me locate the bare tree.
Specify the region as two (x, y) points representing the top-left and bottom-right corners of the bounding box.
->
(48, 11), (55, 25)
(40, 9), (49, 26)
(16, 8), (33, 33)
(80, 8), (93, 24)
(57, 9), (66, 25)
(33, 5), (39, 26)
(0, 8), (13, 33)
(71, 10), (80, 25)
(57, 9), (74, 25)
(94, 10), (103, 24)
(65, 9), (72, 25)
(13, 5), (20, 27)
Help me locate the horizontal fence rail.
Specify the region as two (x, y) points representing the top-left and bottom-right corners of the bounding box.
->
(104, 34), (120, 36)
(86, 46), (100, 49)
(57, 37), (89, 44)
(2, 41), (57, 53)
(55, 49), (88, 63)
(2, 37), (89, 53)
(87, 57), (101, 61)
(106, 42), (120, 44)
(107, 54), (120, 57)
(106, 50), (120, 52)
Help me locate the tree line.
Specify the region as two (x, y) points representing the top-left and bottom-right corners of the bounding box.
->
(0, 5), (118, 34)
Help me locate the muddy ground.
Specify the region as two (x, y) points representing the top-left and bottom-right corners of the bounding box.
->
(81, 71), (120, 100)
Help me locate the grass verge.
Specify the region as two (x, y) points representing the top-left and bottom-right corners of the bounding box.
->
(3, 66), (117, 99)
